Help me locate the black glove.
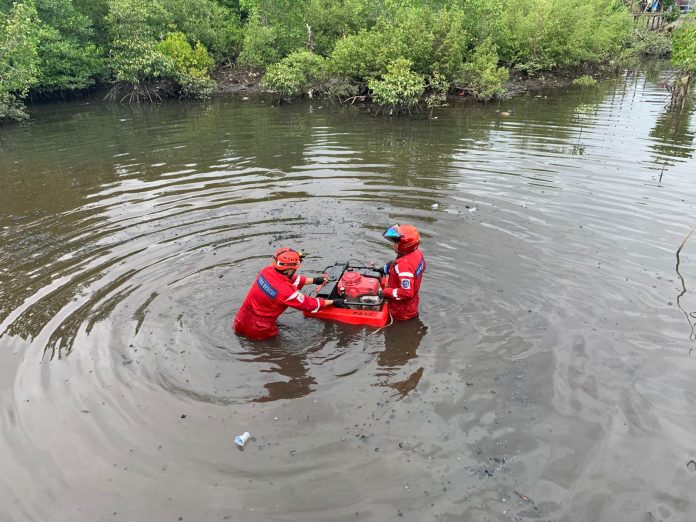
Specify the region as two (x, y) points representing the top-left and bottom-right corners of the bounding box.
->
(331, 298), (347, 308)
(312, 276), (326, 285)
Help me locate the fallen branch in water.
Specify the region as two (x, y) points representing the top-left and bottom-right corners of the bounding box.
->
(678, 224), (696, 254)
(676, 223), (696, 345)
(341, 95), (367, 105)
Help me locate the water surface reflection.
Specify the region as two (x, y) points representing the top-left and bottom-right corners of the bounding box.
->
(377, 319), (427, 399)
(1, 65), (696, 521)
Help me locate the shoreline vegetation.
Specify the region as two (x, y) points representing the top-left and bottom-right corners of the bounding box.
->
(1, 0), (694, 123)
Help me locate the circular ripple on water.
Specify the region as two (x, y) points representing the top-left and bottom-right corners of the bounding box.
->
(1, 81), (695, 520)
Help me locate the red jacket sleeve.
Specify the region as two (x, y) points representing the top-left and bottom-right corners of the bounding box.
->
(289, 273), (309, 290)
(383, 260), (416, 301)
(278, 283), (326, 313)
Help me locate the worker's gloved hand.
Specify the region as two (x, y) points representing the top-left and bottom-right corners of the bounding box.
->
(331, 298), (347, 308)
(312, 276), (327, 285)
(379, 262), (392, 275)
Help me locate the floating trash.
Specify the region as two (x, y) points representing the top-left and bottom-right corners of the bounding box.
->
(234, 432), (251, 448)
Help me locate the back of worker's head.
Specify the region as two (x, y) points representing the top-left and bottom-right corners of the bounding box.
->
(271, 247), (303, 272)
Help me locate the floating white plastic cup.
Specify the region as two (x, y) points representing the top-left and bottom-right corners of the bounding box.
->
(234, 432), (251, 447)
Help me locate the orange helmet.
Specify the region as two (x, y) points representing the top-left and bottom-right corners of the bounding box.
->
(271, 247), (303, 271)
(383, 224), (420, 254)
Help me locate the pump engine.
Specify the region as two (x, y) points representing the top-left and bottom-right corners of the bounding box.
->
(315, 262), (384, 310)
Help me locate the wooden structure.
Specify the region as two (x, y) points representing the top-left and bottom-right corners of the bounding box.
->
(632, 1), (693, 30)
(634, 12), (668, 31)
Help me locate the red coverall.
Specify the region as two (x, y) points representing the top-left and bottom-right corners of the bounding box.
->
(382, 248), (426, 320)
(233, 265), (326, 340)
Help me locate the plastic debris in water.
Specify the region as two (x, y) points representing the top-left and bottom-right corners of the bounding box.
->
(468, 207), (478, 213)
(431, 203), (439, 210)
(234, 432), (251, 447)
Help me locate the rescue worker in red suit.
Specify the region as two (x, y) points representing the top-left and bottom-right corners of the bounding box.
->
(233, 248), (346, 340)
(379, 224), (426, 320)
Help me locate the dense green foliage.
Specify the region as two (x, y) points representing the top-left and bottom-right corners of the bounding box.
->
(156, 32), (216, 98)
(497, 0), (631, 74)
(0, 1), (40, 120)
(672, 15), (696, 74)
(1, 0), (640, 121)
(238, 0), (306, 66)
(367, 57), (424, 112)
(631, 28), (673, 57)
(572, 75), (598, 87)
(34, 0), (105, 93)
(160, 0), (242, 58)
(455, 38), (509, 100)
(671, 14), (695, 107)
(105, 0), (167, 87)
(261, 49), (326, 96)
(104, 0), (224, 100)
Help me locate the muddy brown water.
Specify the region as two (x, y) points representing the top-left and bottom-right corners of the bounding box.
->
(1, 67), (696, 521)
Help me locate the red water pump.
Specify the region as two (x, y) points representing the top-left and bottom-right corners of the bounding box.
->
(338, 270), (381, 300)
(305, 262), (389, 326)
(313, 262), (385, 310)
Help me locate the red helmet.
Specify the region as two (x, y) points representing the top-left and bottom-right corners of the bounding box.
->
(383, 224), (420, 254)
(271, 247), (303, 271)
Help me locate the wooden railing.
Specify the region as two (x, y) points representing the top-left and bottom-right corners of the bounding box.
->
(633, 12), (669, 31)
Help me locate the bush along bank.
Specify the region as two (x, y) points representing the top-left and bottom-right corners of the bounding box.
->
(0, 0), (678, 122)
(670, 13), (696, 109)
(1, 0), (242, 121)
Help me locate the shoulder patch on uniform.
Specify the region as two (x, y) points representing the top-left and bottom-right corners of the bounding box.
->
(401, 279), (411, 289)
(416, 258), (425, 277)
(257, 275), (278, 299)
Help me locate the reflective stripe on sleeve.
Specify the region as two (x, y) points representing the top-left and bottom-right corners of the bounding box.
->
(311, 299), (323, 313)
(394, 263), (414, 277)
(293, 274), (302, 286)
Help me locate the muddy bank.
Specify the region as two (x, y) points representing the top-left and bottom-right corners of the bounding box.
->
(214, 65), (272, 95)
(213, 62), (632, 100)
(502, 62), (627, 95)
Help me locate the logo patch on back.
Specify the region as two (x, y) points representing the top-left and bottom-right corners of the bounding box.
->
(401, 279), (411, 289)
(257, 275), (278, 299)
